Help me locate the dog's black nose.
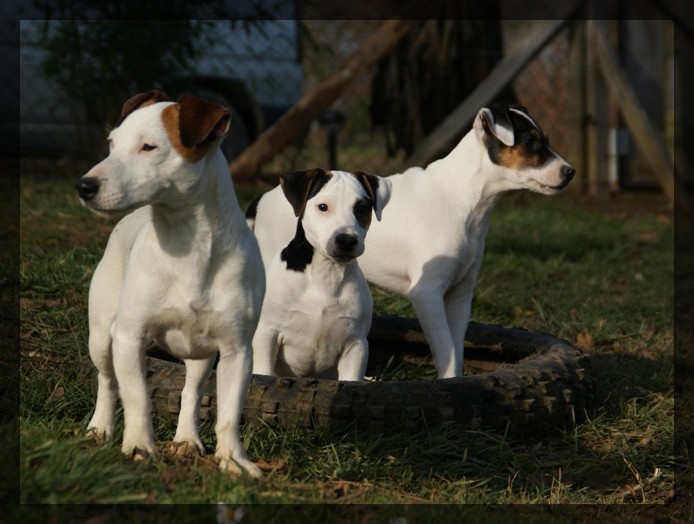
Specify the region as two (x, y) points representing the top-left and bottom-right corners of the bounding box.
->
(335, 233), (358, 253)
(561, 165), (576, 181)
(76, 177), (100, 201)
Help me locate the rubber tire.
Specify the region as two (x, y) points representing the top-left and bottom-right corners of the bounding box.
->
(137, 317), (594, 434)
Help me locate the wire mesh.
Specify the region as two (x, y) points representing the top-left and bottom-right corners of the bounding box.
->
(15, 9), (673, 189)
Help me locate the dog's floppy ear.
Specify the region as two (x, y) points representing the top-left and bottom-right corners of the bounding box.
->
(177, 95), (231, 148)
(354, 171), (392, 221)
(116, 89), (170, 127)
(280, 168), (331, 217)
(474, 105), (515, 147)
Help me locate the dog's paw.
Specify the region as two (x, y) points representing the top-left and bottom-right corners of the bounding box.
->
(172, 429), (206, 456)
(131, 448), (151, 461)
(86, 425), (113, 444)
(217, 455), (263, 479)
(165, 440), (206, 458)
(122, 442), (158, 461)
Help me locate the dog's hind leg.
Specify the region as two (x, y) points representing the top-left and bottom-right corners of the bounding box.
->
(86, 324), (118, 442)
(172, 355), (215, 455)
(214, 342), (262, 478)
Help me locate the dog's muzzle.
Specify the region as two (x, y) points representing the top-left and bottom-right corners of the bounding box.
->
(76, 177), (100, 201)
(554, 165), (576, 190)
(332, 233), (360, 261)
(561, 165), (576, 183)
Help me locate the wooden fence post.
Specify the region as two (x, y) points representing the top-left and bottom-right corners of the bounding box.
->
(585, 15), (609, 197)
(567, 17), (587, 193)
(591, 24), (686, 210)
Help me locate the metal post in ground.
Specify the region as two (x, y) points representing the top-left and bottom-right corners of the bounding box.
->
(318, 110), (345, 170)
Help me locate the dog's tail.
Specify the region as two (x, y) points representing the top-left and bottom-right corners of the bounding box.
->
(245, 195), (261, 232)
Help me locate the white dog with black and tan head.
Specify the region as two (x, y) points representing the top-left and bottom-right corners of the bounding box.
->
(248, 104), (575, 380)
(75, 89), (264, 478)
(251, 169), (391, 381)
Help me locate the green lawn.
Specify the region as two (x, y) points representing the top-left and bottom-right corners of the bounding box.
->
(17, 175), (678, 519)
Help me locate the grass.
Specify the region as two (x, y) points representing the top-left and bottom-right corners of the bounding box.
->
(17, 175), (680, 519)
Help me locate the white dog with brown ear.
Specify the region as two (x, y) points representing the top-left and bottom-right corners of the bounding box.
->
(76, 89), (264, 477)
(248, 104), (575, 379)
(252, 169), (391, 381)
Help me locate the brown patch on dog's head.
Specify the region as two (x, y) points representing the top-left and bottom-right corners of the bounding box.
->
(352, 197), (373, 229)
(495, 127), (550, 170)
(161, 96), (231, 164)
(116, 89), (170, 127)
(280, 168), (333, 217)
(482, 104), (555, 171)
(352, 171), (391, 221)
(351, 171), (380, 228)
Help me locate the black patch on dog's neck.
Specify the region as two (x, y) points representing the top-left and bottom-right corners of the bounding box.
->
(245, 196), (261, 220)
(280, 220), (314, 272)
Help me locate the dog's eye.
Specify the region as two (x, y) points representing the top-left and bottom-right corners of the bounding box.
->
(141, 143), (157, 152)
(522, 135), (543, 152)
(523, 135), (536, 148)
(317, 203), (329, 212)
(354, 202), (371, 217)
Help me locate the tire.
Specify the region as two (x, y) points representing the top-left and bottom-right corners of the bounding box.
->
(132, 316), (594, 434)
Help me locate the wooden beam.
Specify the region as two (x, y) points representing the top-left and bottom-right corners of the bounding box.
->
(229, 16), (425, 183)
(585, 18), (610, 197)
(591, 24), (688, 209)
(566, 19), (587, 193)
(404, 5), (578, 169)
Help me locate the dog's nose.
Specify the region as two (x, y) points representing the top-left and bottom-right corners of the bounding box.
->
(561, 165), (576, 181)
(76, 177), (100, 201)
(335, 233), (358, 253)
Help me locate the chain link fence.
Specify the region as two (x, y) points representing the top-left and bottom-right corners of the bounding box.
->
(18, 17), (303, 169)
(16, 8), (580, 181)
(24, 6), (685, 199)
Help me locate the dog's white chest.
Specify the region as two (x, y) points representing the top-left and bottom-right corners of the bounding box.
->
(274, 281), (367, 378)
(143, 301), (225, 360)
(453, 227), (488, 281)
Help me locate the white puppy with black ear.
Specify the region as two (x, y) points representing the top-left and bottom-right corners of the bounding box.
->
(249, 104), (575, 379)
(252, 169), (391, 381)
(76, 90), (264, 478)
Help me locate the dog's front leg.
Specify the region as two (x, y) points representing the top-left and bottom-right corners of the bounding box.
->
(444, 279), (476, 372)
(251, 325), (280, 376)
(408, 285), (460, 378)
(337, 339), (369, 381)
(215, 343), (262, 478)
(86, 325), (118, 442)
(112, 330), (157, 458)
(172, 356), (215, 455)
